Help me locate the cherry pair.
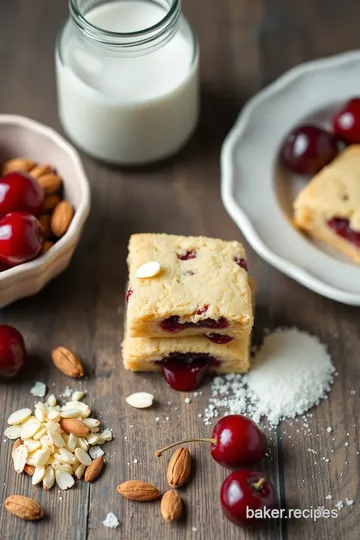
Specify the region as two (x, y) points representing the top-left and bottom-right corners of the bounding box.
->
(155, 414), (277, 526)
(0, 172), (45, 268)
(281, 97), (360, 176)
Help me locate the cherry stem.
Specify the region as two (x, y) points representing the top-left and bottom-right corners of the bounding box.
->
(252, 478), (266, 491)
(155, 437), (217, 457)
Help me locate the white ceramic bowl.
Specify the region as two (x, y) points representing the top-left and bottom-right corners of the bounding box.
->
(0, 115), (91, 307)
(221, 50), (360, 306)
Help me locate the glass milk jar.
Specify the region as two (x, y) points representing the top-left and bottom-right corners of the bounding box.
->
(56, 0), (199, 165)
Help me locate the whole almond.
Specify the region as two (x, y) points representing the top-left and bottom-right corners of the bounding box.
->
(42, 194), (61, 213)
(84, 457), (104, 482)
(43, 240), (54, 253)
(160, 490), (182, 522)
(37, 173), (62, 194)
(117, 480), (160, 501)
(3, 158), (35, 174)
(51, 201), (74, 238)
(29, 164), (53, 179)
(167, 447), (191, 488)
(60, 418), (90, 437)
(38, 214), (51, 238)
(51, 346), (84, 378)
(24, 464), (35, 476)
(5, 495), (44, 520)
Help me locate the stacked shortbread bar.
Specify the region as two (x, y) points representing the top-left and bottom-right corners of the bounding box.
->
(122, 233), (254, 375)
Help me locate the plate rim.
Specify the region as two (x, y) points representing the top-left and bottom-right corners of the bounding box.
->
(221, 50), (360, 306)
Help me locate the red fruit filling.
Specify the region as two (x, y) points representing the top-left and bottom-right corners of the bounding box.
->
(206, 333), (234, 344)
(157, 353), (220, 391)
(160, 315), (229, 333)
(126, 288), (133, 303)
(177, 249), (197, 260)
(234, 257), (248, 271)
(327, 217), (360, 248)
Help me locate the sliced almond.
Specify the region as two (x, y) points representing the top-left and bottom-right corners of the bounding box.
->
(58, 448), (77, 464)
(84, 456), (104, 482)
(75, 464), (86, 479)
(5, 495), (44, 520)
(47, 394), (57, 407)
(60, 409), (82, 419)
(72, 391), (85, 401)
(4, 426), (22, 440)
(51, 346), (84, 378)
(32, 448), (51, 468)
(86, 433), (99, 445)
(21, 417), (40, 439)
(55, 470), (75, 490)
(34, 408), (46, 423)
(75, 447), (92, 466)
(7, 408), (32, 426)
(32, 426), (47, 441)
(48, 430), (65, 448)
(135, 261), (161, 279)
(60, 418), (90, 437)
(83, 418), (100, 428)
(43, 466), (55, 490)
(12, 438), (22, 458)
(77, 437), (89, 451)
(23, 439), (41, 453)
(52, 461), (73, 474)
(13, 444), (28, 474)
(117, 480), (160, 501)
(125, 392), (154, 409)
(66, 433), (78, 452)
(32, 466), (46, 486)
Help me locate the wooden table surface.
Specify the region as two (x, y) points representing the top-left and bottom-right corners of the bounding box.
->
(1, 1), (360, 539)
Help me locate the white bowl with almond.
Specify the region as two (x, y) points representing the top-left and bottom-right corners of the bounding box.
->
(0, 115), (90, 306)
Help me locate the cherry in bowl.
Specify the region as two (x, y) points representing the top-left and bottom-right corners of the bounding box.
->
(220, 469), (277, 526)
(0, 212), (45, 267)
(281, 124), (340, 175)
(0, 172), (44, 217)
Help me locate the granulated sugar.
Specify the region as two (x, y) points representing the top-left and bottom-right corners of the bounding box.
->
(204, 328), (335, 427)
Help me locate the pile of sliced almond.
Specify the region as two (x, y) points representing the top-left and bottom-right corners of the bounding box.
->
(4, 392), (112, 491)
(3, 158), (74, 253)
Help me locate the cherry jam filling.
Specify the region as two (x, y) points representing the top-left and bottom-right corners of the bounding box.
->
(177, 249), (197, 261)
(206, 333), (234, 345)
(126, 288), (133, 303)
(234, 257), (248, 271)
(327, 217), (360, 248)
(160, 315), (229, 333)
(157, 353), (220, 391)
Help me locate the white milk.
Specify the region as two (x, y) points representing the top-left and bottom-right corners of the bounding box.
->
(56, 1), (199, 164)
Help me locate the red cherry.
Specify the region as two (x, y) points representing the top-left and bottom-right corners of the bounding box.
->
(155, 414), (267, 469)
(0, 325), (26, 378)
(0, 172), (44, 217)
(0, 212), (45, 267)
(333, 98), (360, 143)
(220, 469), (277, 526)
(327, 217), (360, 247)
(281, 125), (340, 175)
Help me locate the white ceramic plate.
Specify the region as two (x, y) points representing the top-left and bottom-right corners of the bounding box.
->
(221, 50), (360, 306)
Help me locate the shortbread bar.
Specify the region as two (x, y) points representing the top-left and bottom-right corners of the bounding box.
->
(126, 234), (253, 338)
(122, 331), (250, 374)
(294, 145), (360, 264)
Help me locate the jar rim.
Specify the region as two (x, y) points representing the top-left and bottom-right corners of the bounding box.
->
(69, 0), (180, 42)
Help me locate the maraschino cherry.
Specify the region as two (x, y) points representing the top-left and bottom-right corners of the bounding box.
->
(0, 172), (44, 217)
(0, 212), (45, 267)
(220, 469), (277, 526)
(0, 325), (26, 378)
(333, 97), (360, 144)
(155, 414), (267, 468)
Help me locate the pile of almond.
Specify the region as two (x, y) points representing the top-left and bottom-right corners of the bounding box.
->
(3, 158), (74, 253)
(117, 447), (191, 523)
(4, 391), (112, 493)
